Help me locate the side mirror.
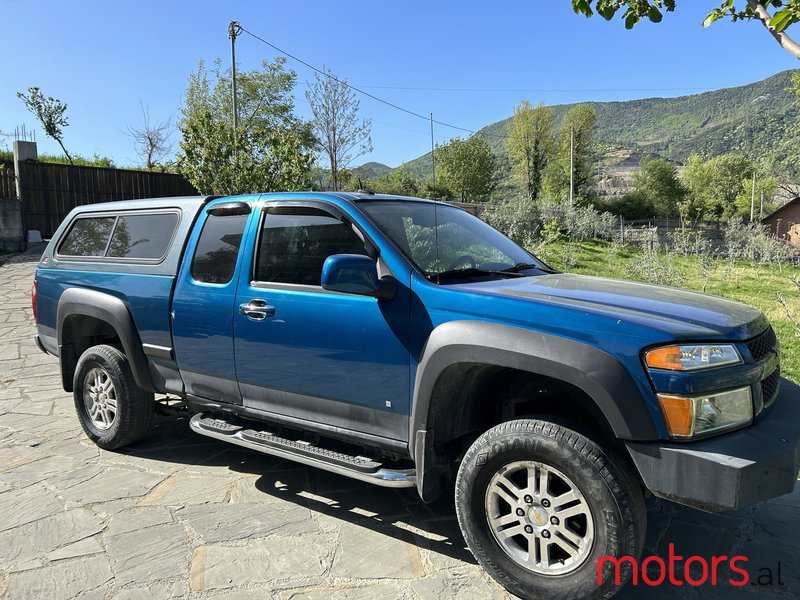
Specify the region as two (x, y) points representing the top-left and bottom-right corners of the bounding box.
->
(321, 254), (396, 300)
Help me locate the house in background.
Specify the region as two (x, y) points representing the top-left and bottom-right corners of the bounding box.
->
(763, 196), (800, 246)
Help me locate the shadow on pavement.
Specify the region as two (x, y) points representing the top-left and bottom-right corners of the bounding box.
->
(0, 242), (46, 266)
(122, 411), (476, 565)
(120, 412), (800, 597)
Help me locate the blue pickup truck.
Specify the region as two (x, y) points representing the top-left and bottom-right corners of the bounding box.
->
(33, 192), (800, 599)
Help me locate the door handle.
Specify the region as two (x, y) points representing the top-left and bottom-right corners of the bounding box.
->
(239, 299), (276, 321)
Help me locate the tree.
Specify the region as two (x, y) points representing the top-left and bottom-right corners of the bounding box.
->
(570, 1), (800, 60)
(602, 158), (685, 219)
(734, 175), (779, 218)
(437, 136), (497, 201)
(506, 100), (555, 202)
(366, 165), (421, 196)
(17, 86), (72, 164)
(178, 58), (314, 195)
(679, 155), (715, 219)
(127, 103), (174, 170)
(791, 70), (800, 100)
(679, 153), (755, 219)
(631, 157), (687, 216)
(306, 69), (372, 191)
(544, 103), (597, 203)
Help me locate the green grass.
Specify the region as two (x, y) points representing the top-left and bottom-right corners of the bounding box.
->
(533, 239), (800, 383)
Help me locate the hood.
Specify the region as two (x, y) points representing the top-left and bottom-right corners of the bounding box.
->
(457, 273), (767, 341)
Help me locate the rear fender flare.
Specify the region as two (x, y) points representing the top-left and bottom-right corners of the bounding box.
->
(57, 287), (154, 392)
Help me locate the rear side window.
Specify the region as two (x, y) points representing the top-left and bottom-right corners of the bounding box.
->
(255, 207), (368, 285)
(58, 211), (179, 260)
(107, 214), (179, 259)
(58, 217), (115, 257)
(191, 214), (248, 284)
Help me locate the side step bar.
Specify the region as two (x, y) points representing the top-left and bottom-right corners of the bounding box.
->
(189, 414), (416, 489)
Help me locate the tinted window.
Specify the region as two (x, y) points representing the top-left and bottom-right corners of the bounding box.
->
(59, 217), (115, 257)
(191, 214), (247, 284)
(255, 207), (367, 285)
(107, 213), (178, 259)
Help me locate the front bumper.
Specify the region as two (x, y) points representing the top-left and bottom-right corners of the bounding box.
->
(626, 377), (800, 512)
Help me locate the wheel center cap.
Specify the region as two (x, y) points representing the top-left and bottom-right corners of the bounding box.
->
(528, 505), (549, 527)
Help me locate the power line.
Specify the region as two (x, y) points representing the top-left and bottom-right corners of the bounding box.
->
(239, 26), (501, 140)
(300, 80), (714, 94)
(352, 85), (717, 94)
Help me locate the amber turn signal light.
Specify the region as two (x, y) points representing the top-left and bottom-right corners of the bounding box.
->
(656, 394), (694, 438)
(645, 346), (684, 370)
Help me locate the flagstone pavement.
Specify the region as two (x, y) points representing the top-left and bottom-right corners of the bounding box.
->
(0, 245), (797, 599)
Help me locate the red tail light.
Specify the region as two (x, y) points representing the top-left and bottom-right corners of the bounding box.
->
(31, 280), (38, 325)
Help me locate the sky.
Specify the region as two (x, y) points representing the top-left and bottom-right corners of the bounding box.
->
(1, 1), (798, 169)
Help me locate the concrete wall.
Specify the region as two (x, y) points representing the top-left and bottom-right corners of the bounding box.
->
(0, 198), (24, 253)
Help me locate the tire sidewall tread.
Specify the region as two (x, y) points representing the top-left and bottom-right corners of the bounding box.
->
(455, 419), (645, 600)
(73, 344), (153, 450)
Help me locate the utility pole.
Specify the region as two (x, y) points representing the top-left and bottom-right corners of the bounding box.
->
(430, 113), (436, 197)
(228, 21), (242, 132)
(229, 20), (242, 188)
(569, 126), (575, 208)
(760, 188), (764, 220)
(750, 170), (756, 222)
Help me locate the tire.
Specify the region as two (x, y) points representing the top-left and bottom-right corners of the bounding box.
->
(455, 419), (646, 600)
(73, 344), (154, 450)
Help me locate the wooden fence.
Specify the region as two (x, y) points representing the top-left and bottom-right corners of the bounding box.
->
(0, 167), (15, 199)
(17, 161), (197, 238)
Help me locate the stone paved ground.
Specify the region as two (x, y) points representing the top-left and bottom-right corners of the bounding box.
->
(0, 245), (798, 600)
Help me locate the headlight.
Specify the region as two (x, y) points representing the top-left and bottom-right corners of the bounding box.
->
(657, 387), (753, 438)
(645, 344), (741, 371)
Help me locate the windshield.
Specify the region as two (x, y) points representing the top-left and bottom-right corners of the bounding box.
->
(358, 201), (549, 279)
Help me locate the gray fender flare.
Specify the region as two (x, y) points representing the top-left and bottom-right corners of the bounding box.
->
(57, 287), (154, 392)
(410, 320), (660, 459)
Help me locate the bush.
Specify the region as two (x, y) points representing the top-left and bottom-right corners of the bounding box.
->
(601, 191), (654, 220)
(668, 226), (713, 259)
(539, 200), (617, 241)
(722, 221), (794, 264)
(625, 248), (681, 286)
(485, 197), (617, 247)
(483, 197), (539, 247)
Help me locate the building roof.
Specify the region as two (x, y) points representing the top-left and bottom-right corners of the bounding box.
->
(762, 196), (800, 223)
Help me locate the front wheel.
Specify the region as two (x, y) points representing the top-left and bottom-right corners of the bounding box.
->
(73, 344), (154, 450)
(455, 419), (646, 600)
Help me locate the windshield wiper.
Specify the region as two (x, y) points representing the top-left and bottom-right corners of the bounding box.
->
(501, 262), (559, 275)
(434, 267), (525, 281)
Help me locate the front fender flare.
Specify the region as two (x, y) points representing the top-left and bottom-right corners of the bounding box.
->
(410, 320), (660, 459)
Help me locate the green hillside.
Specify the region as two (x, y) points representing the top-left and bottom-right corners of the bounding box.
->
(351, 161), (392, 180)
(401, 69), (800, 191)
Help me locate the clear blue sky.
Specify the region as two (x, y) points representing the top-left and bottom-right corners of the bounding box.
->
(1, 0), (797, 168)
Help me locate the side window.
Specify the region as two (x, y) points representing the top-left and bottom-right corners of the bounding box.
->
(255, 207), (368, 285)
(191, 214), (248, 284)
(58, 217), (116, 257)
(107, 213), (179, 259)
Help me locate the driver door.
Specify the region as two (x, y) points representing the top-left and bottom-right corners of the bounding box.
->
(233, 201), (412, 442)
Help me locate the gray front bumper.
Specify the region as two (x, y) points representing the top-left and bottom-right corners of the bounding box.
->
(626, 377), (800, 512)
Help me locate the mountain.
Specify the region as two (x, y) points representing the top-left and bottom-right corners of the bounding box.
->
(400, 69), (800, 195)
(351, 161), (392, 180)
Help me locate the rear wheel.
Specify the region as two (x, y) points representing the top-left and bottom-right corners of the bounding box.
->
(455, 419), (645, 600)
(73, 344), (153, 449)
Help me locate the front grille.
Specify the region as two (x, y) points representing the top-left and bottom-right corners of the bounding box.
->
(760, 368), (780, 409)
(746, 326), (778, 361)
